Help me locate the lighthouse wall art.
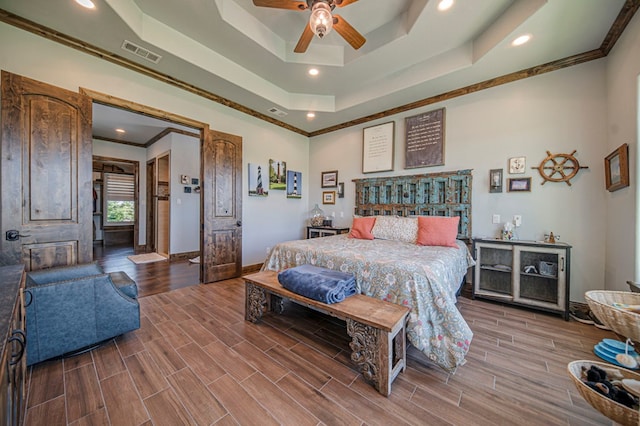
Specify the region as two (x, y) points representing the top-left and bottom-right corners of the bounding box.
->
(268, 159), (287, 190)
(248, 163), (268, 197)
(286, 170), (302, 199)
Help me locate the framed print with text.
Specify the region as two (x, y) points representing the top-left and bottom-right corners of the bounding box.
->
(362, 122), (394, 173)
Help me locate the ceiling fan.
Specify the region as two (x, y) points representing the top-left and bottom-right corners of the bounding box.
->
(252, 0), (366, 53)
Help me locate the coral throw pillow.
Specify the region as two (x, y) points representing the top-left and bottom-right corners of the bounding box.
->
(349, 217), (376, 240)
(417, 216), (460, 248)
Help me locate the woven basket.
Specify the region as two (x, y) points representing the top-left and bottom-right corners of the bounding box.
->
(585, 291), (640, 343)
(568, 360), (639, 425)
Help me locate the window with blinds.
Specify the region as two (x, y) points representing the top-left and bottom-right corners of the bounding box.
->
(104, 173), (135, 225)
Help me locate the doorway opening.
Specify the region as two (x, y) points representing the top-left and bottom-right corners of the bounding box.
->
(92, 156), (139, 251)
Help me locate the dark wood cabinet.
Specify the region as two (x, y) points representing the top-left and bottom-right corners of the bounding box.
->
(0, 265), (26, 425)
(306, 226), (350, 239)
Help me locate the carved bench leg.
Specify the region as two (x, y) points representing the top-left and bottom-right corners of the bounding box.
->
(347, 319), (390, 395)
(245, 282), (267, 323)
(347, 318), (407, 396)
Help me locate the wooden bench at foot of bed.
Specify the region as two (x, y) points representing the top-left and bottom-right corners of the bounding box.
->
(244, 270), (410, 396)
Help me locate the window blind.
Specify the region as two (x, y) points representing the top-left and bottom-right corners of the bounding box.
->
(105, 173), (135, 201)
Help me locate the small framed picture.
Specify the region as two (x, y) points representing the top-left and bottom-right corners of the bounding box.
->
(180, 175), (190, 184)
(605, 143), (629, 192)
(191, 178), (199, 185)
(508, 177), (531, 192)
(337, 182), (344, 198)
(489, 169), (503, 193)
(322, 191), (336, 204)
(183, 186), (192, 193)
(509, 157), (526, 174)
(321, 170), (338, 188)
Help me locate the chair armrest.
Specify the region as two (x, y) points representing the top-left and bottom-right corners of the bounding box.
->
(26, 262), (103, 286)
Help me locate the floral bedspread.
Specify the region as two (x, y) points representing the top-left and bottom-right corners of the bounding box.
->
(263, 234), (475, 372)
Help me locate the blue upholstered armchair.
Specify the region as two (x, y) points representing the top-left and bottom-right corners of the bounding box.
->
(25, 263), (140, 366)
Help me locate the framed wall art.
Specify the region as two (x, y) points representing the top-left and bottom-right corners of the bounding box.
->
(605, 143), (629, 192)
(321, 170), (338, 188)
(489, 168), (503, 193)
(509, 157), (526, 174)
(508, 177), (531, 192)
(248, 163), (268, 196)
(337, 182), (344, 198)
(269, 159), (286, 190)
(286, 170), (302, 199)
(362, 121), (394, 173)
(404, 108), (445, 169)
(322, 191), (336, 204)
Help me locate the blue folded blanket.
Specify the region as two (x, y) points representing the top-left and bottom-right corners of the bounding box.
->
(277, 264), (356, 304)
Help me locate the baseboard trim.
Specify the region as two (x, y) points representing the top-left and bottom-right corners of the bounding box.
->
(242, 263), (263, 275)
(170, 251), (200, 262)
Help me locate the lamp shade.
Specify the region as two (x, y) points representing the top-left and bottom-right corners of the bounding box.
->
(309, 2), (333, 39)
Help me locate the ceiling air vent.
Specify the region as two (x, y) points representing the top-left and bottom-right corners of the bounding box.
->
(121, 40), (162, 64)
(268, 107), (288, 117)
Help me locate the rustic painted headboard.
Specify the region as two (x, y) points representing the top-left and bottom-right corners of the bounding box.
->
(352, 169), (472, 240)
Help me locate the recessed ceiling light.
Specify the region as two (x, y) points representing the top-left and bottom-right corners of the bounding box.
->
(115, 128), (126, 134)
(307, 112), (315, 119)
(438, 0), (454, 11)
(512, 34), (531, 46)
(75, 0), (95, 9)
(308, 68), (319, 76)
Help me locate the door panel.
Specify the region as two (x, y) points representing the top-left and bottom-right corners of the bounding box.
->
(202, 129), (242, 283)
(1, 71), (92, 270)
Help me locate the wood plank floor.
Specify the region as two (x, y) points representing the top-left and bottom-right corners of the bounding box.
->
(23, 246), (620, 425)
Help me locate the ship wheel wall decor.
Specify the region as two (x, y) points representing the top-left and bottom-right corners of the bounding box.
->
(532, 150), (588, 186)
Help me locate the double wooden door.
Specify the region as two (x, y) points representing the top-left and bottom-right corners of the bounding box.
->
(1, 71), (243, 280)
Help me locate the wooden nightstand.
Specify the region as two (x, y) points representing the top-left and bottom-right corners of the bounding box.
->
(306, 226), (350, 239)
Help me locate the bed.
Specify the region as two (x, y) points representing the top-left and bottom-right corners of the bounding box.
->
(263, 169), (475, 372)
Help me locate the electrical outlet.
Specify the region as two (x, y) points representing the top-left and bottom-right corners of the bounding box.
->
(514, 215), (522, 227)
(492, 214), (500, 224)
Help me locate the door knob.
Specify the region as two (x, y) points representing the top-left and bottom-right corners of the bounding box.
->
(5, 230), (31, 241)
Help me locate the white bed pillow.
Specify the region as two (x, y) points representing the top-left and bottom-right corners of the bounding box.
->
(371, 216), (418, 243)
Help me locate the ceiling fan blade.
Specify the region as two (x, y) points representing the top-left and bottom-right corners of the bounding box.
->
(333, 15), (366, 50)
(334, 0), (359, 7)
(294, 23), (314, 53)
(252, 0), (307, 11)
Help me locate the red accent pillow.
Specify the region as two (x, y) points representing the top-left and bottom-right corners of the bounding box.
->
(417, 216), (460, 248)
(349, 217), (376, 240)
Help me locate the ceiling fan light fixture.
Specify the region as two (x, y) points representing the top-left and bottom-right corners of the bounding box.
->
(309, 2), (333, 39)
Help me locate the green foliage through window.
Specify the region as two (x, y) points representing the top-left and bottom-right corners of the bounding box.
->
(107, 200), (135, 223)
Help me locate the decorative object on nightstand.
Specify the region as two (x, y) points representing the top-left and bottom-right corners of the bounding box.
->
(473, 238), (571, 319)
(532, 150), (588, 186)
(309, 204), (325, 227)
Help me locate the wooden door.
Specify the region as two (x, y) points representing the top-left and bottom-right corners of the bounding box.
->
(156, 153), (170, 257)
(146, 159), (156, 253)
(202, 129), (242, 283)
(1, 71), (92, 270)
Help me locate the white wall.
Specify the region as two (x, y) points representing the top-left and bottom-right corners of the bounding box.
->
(310, 61), (609, 302)
(605, 12), (640, 291)
(0, 22), (309, 266)
(167, 133), (200, 255)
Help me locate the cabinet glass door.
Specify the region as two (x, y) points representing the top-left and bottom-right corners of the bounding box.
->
(515, 247), (564, 309)
(476, 244), (513, 297)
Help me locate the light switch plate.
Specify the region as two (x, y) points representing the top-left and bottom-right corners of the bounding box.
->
(514, 215), (522, 227)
